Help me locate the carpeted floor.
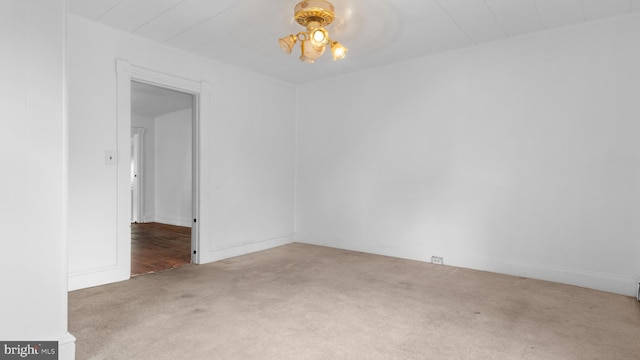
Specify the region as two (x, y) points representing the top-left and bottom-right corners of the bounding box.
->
(69, 243), (640, 359)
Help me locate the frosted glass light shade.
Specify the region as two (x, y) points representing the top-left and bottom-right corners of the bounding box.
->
(299, 39), (325, 63)
(278, 35), (297, 54)
(330, 41), (347, 60)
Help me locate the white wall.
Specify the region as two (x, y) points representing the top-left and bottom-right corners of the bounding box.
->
(68, 16), (296, 290)
(155, 108), (192, 227)
(0, 0), (75, 358)
(133, 109), (193, 226)
(132, 114), (156, 221)
(296, 14), (640, 296)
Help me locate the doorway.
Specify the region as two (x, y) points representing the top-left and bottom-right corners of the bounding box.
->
(130, 80), (195, 276)
(116, 60), (209, 281)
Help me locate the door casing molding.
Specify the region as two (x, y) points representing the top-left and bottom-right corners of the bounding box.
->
(116, 59), (210, 277)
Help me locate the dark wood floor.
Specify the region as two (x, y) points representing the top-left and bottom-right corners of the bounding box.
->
(131, 222), (191, 276)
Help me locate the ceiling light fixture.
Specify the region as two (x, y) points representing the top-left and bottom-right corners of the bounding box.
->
(278, 0), (348, 63)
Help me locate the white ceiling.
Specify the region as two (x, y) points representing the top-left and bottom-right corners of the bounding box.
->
(70, 0), (640, 85)
(131, 81), (193, 117)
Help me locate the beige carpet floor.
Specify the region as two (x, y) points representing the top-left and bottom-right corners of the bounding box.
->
(69, 243), (640, 360)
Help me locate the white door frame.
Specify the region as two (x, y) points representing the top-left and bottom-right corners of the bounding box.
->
(131, 127), (145, 223)
(117, 60), (209, 274)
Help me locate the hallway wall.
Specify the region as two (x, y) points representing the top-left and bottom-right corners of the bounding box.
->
(154, 108), (193, 227)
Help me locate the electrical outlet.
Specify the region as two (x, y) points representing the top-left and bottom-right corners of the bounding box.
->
(431, 256), (443, 265)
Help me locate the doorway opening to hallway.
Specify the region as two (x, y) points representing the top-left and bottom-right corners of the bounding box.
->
(130, 80), (195, 276)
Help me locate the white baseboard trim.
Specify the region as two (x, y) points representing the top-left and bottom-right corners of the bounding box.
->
(448, 254), (637, 297)
(297, 238), (637, 297)
(143, 215), (155, 223)
(69, 233), (294, 289)
(68, 266), (129, 291)
(154, 215), (192, 228)
(199, 233), (294, 264)
(69, 234), (293, 289)
(59, 332), (76, 360)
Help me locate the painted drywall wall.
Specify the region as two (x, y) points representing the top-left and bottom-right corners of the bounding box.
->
(132, 114), (156, 221)
(155, 108), (192, 227)
(296, 14), (640, 296)
(0, 0), (75, 357)
(132, 110), (192, 226)
(68, 16), (296, 290)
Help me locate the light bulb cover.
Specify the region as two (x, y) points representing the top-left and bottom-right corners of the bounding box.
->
(300, 39), (325, 63)
(330, 41), (347, 60)
(278, 35), (297, 54)
(310, 27), (330, 47)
